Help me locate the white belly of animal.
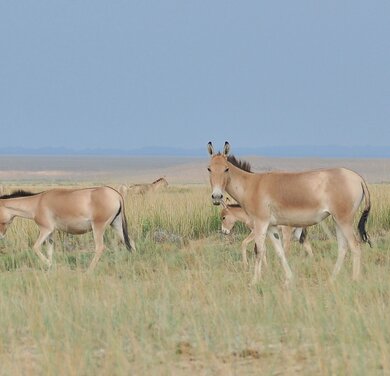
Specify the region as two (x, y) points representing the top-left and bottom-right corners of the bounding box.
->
(56, 219), (93, 234)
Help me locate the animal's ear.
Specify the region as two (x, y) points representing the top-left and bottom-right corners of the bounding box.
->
(207, 142), (214, 156)
(223, 141), (230, 156)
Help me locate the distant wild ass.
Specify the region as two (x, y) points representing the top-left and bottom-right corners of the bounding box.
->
(208, 142), (371, 285)
(0, 187), (135, 271)
(119, 177), (168, 196)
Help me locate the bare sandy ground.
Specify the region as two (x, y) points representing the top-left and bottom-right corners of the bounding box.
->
(0, 155), (389, 185)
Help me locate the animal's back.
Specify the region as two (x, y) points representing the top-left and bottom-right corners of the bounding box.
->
(259, 167), (361, 206)
(39, 187), (121, 218)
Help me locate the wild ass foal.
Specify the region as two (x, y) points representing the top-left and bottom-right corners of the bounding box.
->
(0, 187), (135, 271)
(208, 142), (371, 285)
(220, 202), (313, 268)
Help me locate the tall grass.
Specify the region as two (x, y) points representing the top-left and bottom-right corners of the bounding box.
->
(126, 186), (221, 240)
(367, 184), (390, 233)
(0, 183), (389, 374)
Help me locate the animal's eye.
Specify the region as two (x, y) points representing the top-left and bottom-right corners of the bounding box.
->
(224, 168), (229, 173)
(207, 167), (211, 172)
(222, 216), (226, 220)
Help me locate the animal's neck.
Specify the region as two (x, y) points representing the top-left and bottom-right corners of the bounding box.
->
(1, 195), (39, 219)
(225, 163), (253, 206)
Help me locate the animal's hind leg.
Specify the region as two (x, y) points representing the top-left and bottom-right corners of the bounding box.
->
(331, 225), (348, 280)
(87, 222), (106, 272)
(46, 235), (54, 266)
(334, 219), (361, 280)
(346, 229), (362, 280)
(33, 228), (53, 267)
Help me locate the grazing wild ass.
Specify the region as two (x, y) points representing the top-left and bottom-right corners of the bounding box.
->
(0, 187), (135, 271)
(119, 177), (168, 196)
(208, 141), (371, 285)
(220, 202), (313, 267)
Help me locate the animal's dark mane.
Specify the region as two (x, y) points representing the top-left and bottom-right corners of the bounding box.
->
(227, 155), (252, 173)
(0, 190), (38, 199)
(152, 177), (167, 184)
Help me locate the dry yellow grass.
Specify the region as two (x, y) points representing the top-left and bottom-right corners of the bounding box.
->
(0, 182), (390, 374)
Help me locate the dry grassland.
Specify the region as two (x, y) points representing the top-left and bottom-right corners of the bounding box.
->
(0, 156), (390, 375)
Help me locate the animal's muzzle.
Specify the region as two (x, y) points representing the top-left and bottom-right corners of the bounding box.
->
(211, 192), (223, 205)
(221, 227), (230, 235)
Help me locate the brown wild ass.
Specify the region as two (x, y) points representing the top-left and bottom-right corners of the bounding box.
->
(0, 187), (135, 271)
(119, 177), (168, 196)
(220, 202), (313, 267)
(208, 142), (371, 285)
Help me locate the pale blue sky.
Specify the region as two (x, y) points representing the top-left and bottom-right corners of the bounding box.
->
(1, 1), (389, 153)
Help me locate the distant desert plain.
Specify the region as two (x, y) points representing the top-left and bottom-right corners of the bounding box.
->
(0, 155), (390, 186)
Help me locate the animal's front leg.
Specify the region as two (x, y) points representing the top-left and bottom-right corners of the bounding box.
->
(268, 226), (293, 286)
(33, 228), (53, 268)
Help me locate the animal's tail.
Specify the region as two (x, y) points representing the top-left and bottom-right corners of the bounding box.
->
(299, 228), (307, 244)
(357, 178), (372, 247)
(120, 198), (134, 252)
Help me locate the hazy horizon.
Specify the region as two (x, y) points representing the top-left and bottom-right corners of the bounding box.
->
(0, 144), (389, 158)
(1, 154), (390, 185)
